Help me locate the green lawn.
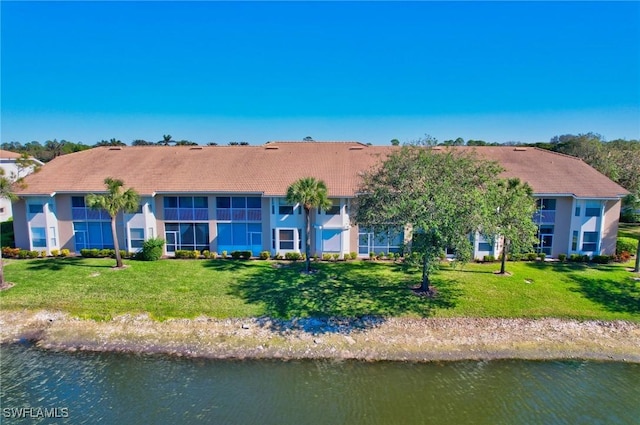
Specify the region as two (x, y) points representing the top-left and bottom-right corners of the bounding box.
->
(1, 257), (638, 321)
(619, 223), (640, 239)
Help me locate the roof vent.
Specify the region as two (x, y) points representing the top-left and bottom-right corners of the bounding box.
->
(349, 146), (364, 150)
(190, 147), (203, 150)
(265, 146), (279, 150)
(514, 147), (527, 151)
(108, 147), (122, 151)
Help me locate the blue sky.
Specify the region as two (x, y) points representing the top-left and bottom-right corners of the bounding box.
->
(2, 1), (639, 145)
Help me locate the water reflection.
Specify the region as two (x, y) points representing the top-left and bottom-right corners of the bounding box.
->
(1, 344), (639, 424)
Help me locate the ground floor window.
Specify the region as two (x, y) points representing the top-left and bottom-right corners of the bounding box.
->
(535, 225), (554, 255)
(477, 234), (493, 252)
(165, 223), (209, 253)
(129, 228), (145, 250)
(73, 221), (114, 251)
(582, 231), (598, 252)
(217, 223), (262, 255)
(278, 229), (295, 250)
(358, 227), (403, 256)
(321, 229), (342, 252)
(31, 227), (47, 248)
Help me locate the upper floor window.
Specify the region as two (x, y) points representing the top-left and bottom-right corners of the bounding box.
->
(28, 204), (44, 214)
(585, 201), (601, 217)
(164, 196), (208, 221)
(325, 200), (341, 215)
(72, 196), (85, 208)
(216, 196), (261, 221)
(536, 198), (556, 211)
(279, 205), (294, 215)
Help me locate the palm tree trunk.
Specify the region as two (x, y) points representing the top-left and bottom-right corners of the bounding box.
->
(305, 208), (311, 273)
(111, 216), (123, 268)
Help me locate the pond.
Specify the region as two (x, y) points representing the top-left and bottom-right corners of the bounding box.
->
(1, 344), (639, 424)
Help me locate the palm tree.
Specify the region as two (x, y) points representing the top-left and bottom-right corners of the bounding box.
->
(0, 169), (17, 285)
(286, 177), (332, 273)
(86, 178), (140, 268)
(623, 193), (640, 272)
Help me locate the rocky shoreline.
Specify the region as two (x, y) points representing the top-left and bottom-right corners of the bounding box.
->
(1, 310), (639, 362)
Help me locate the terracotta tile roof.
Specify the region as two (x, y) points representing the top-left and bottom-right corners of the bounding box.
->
(16, 143), (628, 199)
(0, 150), (23, 159)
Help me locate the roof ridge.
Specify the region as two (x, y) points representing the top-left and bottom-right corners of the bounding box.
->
(531, 147), (584, 162)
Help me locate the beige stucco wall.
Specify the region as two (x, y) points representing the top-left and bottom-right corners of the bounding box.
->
(55, 195), (74, 251)
(261, 197), (270, 254)
(552, 197), (573, 257)
(11, 200), (28, 249)
(601, 200), (621, 255)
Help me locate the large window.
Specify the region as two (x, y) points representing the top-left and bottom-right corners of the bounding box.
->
(534, 198), (556, 224)
(164, 196), (208, 220)
(216, 196), (261, 221)
(585, 201), (601, 217)
(130, 228), (145, 249)
(72, 196), (110, 220)
(31, 227), (46, 248)
(535, 225), (554, 255)
(73, 221), (114, 251)
(165, 223), (209, 252)
(28, 204), (44, 214)
(324, 200), (341, 215)
(279, 229), (295, 250)
(477, 234), (493, 252)
(582, 231), (598, 252)
(358, 227), (403, 256)
(322, 229), (342, 252)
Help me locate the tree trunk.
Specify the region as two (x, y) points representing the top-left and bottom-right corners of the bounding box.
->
(634, 239), (639, 273)
(421, 253), (430, 292)
(500, 238), (508, 274)
(0, 248), (4, 285)
(111, 216), (123, 268)
(304, 207), (311, 273)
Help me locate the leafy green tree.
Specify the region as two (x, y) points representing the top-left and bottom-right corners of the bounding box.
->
(157, 134), (173, 146)
(354, 145), (502, 292)
(482, 178), (538, 274)
(286, 177), (332, 273)
(132, 139), (153, 146)
(0, 169), (17, 285)
(390, 139), (400, 146)
(622, 193), (640, 272)
(95, 138), (125, 147)
(86, 178), (140, 268)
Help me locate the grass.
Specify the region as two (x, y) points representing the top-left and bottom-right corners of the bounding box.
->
(619, 223), (640, 239)
(2, 257), (638, 322)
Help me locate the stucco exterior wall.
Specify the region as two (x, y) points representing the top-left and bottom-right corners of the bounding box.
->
(552, 197), (573, 258)
(601, 200), (621, 255)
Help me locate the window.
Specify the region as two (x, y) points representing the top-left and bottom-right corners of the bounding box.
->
(585, 201), (601, 217)
(130, 228), (145, 249)
(572, 230), (578, 251)
(575, 206), (581, 217)
(165, 222), (209, 251)
(359, 227), (404, 255)
(216, 196), (261, 221)
(164, 196), (208, 221)
(536, 199), (556, 210)
(582, 232), (598, 252)
(28, 204), (44, 214)
(31, 227), (46, 248)
(279, 229), (295, 250)
(279, 205), (294, 215)
(217, 223), (261, 247)
(73, 221), (113, 250)
(50, 227), (57, 246)
(72, 196), (85, 208)
(535, 225), (554, 255)
(325, 200), (341, 215)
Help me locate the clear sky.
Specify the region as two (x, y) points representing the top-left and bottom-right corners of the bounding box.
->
(2, 1), (639, 146)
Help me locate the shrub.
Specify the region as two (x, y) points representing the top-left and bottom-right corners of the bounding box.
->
(591, 255), (613, 264)
(538, 253), (546, 261)
(141, 237), (165, 261)
(557, 253), (567, 262)
(231, 251), (242, 260)
(60, 249), (70, 257)
(349, 252), (358, 260)
(509, 253), (523, 261)
(616, 251), (632, 262)
(27, 250), (39, 258)
(483, 255), (496, 263)
(17, 250), (28, 259)
(284, 252), (302, 261)
(2, 247), (20, 258)
(342, 253), (350, 261)
(259, 251), (271, 260)
(221, 251), (228, 259)
(369, 252), (375, 260)
(175, 250), (198, 259)
(375, 251), (385, 260)
(40, 250), (47, 258)
(616, 237), (637, 255)
(273, 252), (283, 260)
(332, 253), (340, 261)
(525, 253), (538, 261)
(210, 252), (218, 259)
(313, 253), (319, 262)
(51, 249), (60, 257)
(202, 250), (211, 259)
(322, 253), (333, 261)
(100, 249), (113, 258)
(231, 250), (252, 260)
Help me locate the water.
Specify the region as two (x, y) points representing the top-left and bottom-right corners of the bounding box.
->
(1, 344), (639, 425)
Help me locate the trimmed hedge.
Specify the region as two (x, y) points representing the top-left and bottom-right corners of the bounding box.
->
(616, 237), (637, 255)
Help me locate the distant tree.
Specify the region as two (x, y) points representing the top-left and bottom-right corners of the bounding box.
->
(303, 136), (314, 141)
(45, 139), (63, 158)
(354, 144), (502, 292)
(174, 140), (198, 146)
(207, 142), (218, 146)
(228, 142), (240, 146)
(132, 139), (153, 146)
(239, 141), (250, 146)
(390, 139), (400, 146)
(95, 138), (125, 147)
(466, 139), (487, 146)
(286, 177), (332, 274)
(482, 178), (538, 274)
(157, 134), (173, 146)
(86, 178), (140, 268)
